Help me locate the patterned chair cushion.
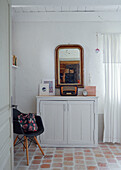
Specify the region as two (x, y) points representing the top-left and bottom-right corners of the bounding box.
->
(18, 113), (38, 132)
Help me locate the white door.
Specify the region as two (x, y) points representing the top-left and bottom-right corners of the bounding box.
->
(68, 101), (94, 145)
(40, 101), (67, 145)
(0, 0), (13, 170)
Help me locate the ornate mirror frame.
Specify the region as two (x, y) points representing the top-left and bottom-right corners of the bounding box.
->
(55, 44), (84, 88)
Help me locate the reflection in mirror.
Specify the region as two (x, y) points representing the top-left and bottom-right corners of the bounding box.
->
(59, 49), (80, 84)
(55, 45), (84, 88)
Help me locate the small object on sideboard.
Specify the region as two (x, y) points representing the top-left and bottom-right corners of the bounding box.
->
(85, 86), (96, 96)
(82, 90), (88, 96)
(39, 83), (49, 96)
(60, 85), (78, 96)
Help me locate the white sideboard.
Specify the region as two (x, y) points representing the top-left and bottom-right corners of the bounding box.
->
(36, 96), (98, 147)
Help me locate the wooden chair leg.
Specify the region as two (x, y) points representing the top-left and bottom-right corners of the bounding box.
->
(14, 135), (18, 146)
(34, 136), (44, 156)
(23, 136), (26, 151)
(25, 136), (29, 165)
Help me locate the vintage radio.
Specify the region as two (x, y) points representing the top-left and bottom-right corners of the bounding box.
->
(60, 85), (78, 96)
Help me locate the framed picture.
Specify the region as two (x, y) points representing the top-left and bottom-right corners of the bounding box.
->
(42, 79), (55, 95)
(39, 84), (49, 96)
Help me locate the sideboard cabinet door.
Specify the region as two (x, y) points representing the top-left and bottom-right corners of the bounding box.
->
(40, 101), (67, 145)
(68, 101), (94, 145)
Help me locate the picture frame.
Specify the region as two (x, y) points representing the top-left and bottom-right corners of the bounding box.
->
(42, 79), (55, 95)
(39, 84), (49, 96)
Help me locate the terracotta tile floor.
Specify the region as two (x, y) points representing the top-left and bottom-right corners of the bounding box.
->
(14, 143), (121, 170)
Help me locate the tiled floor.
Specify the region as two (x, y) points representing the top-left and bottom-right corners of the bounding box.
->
(14, 143), (121, 170)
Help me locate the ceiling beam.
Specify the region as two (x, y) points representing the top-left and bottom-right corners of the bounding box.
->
(11, 0), (121, 6)
(12, 11), (121, 22)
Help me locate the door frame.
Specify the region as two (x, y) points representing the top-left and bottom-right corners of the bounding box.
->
(9, 0), (14, 169)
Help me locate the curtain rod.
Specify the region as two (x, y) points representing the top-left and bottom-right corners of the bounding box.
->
(97, 32), (121, 35)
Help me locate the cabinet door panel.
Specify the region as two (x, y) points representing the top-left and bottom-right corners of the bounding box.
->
(40, 101), (67, 144)
(68, 101), (94, 145)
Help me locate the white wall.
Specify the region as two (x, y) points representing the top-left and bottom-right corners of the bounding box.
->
(12, 20), (121, 141)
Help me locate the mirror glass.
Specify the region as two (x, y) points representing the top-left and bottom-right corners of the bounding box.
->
(55, 45), (84, 88)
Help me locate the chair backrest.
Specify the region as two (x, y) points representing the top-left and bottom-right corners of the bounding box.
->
(35, 115), (44, 133)
(13, 108), (24, 134)
(13, 108), (21, 120)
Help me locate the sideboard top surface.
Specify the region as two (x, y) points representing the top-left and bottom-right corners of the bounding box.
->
(36, 96), (98, 101)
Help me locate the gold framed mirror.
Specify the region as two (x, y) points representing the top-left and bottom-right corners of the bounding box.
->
(55, 44), (84, 88)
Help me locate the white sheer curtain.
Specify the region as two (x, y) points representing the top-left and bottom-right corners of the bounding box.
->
(103, 34), (121, 143)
